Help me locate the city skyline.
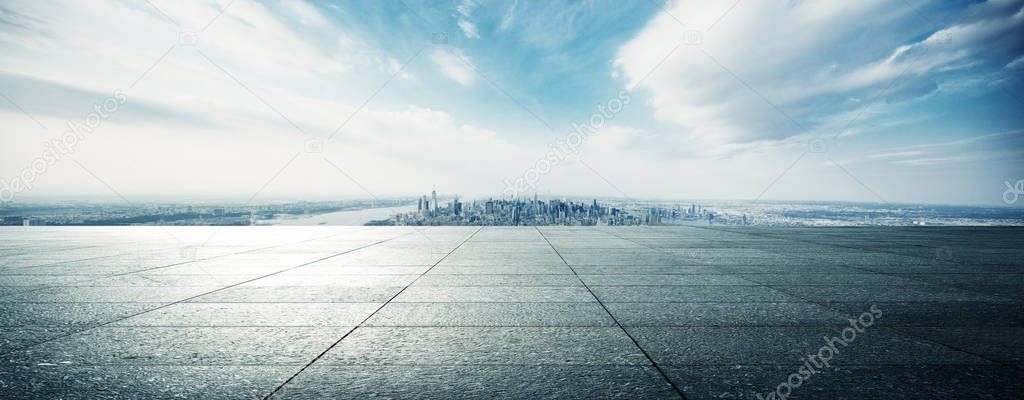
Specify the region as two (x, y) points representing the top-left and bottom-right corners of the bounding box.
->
(1, 1), (1023, 206)
(396, 193), (725, 226)
(4, 192), (1021, 227)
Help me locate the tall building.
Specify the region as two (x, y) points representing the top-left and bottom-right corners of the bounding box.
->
(431, 190), (438, 213)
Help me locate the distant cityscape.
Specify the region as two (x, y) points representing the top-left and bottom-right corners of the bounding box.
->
(376, 191), (727, 226)
(1, 194), (1022, 227)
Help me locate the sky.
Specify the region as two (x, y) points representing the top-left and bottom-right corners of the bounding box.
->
(0, 0), (1022, 205)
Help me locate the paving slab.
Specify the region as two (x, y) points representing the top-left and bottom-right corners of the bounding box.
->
(365, 302), (615, 326)
(591, 285), (800, 302)
(270, 365), (679, 400)
(666, 365), (1024, 400)
(626, 326), (993, 365)
(111, 303), (380, 327)
(318, 327), (647, 365)
(0, 365), (297, 399)
(6, 327), (351, 366)
(0, 302), (162, 326)
(412, 274), (583, 287)
(828, 301), (1024, 327)
(188, 286), (403, 303)
(605, 302), (850, 327)
(393, 286), (595, 302)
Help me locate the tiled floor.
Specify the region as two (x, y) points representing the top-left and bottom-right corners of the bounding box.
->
(0, 226), (1021, 399)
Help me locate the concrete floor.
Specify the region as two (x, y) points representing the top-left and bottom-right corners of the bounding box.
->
(0, 226), (1021, 399)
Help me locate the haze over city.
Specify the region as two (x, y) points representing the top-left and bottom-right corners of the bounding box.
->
(1, 0), (1022, 205)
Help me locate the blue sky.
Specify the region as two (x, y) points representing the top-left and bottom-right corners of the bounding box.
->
(0, 0), (1022, 205)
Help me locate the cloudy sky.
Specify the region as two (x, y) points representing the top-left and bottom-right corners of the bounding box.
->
(1, 0), (1022, 205)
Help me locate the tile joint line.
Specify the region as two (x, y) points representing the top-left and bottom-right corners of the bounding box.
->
(536, 227), (689, 400)
(262, 226), (483, 399)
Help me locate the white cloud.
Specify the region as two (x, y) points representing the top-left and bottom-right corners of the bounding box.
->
(384, 57), (414, 80)
(280, 0), (328, 27)
(458, 19), (480, 39)
(430, 48), (476, 86)
(859, 128), (1024, 167)
(1008, 54), (1024, 69)
(456, 0), (479, 18)
(614, 0), (1024, 151)
(615, 1), (890, 147)
(499, 0), (518, 31)
(868, 150), (924, 159)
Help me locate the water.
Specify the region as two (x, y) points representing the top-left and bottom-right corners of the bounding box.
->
(265, 205), (415, 226)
